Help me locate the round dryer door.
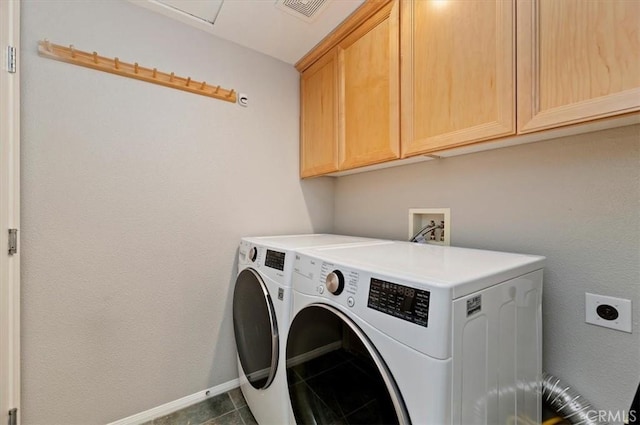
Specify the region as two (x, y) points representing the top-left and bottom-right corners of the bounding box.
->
(286, 304), (409, 425)
(232, 268), (279, 389)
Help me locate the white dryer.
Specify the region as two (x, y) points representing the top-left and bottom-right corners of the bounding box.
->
(287, 241), (545, 425)
(232, 234), (386, 425)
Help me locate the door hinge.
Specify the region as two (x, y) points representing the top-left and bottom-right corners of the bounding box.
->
(7, 46), (16, 73)
(8, 408), (17, 425)
(8, 229), (17, 255)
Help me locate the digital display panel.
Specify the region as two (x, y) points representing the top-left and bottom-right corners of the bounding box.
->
(367, 278), (430, 327)
(265, 249), (285, 271)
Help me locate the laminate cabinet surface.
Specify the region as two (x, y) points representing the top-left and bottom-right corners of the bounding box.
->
(517, 0), (640, 132)
(300, 50), (339, 178)
(339, 1), (399, 169)
(401, 0), (515, 156)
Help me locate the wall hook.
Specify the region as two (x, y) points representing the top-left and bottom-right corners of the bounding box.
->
(37, 39), (237, 103)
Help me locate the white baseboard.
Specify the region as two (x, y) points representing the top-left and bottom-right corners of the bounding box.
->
(108, 342), (341, 425)
(106, 378), (240, 425)
(285, 340), (342, 368)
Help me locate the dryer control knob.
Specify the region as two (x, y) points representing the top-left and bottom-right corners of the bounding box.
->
(326, 270), (345, 295)
(248, 247), (258, 262)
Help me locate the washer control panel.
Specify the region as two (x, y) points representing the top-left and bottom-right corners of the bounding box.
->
(265, 249), (285, 271)
(238, 240), (288, 281)
(367, 278), (430, 328)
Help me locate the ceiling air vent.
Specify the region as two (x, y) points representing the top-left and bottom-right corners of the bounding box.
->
(275, 0), (331, 23)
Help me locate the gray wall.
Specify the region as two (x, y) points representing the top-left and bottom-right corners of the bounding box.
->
(20, 1), (333, 423)
(334, 124), (640, 416)
(20, 0), (640, 422)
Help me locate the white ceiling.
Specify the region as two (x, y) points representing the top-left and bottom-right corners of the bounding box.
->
(130, 0), (365, 64)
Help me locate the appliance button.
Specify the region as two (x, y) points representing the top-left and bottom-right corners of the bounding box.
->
(347, 297), (355, 308)
(318, 286), (325, 294)
(326, 270), (345, 295)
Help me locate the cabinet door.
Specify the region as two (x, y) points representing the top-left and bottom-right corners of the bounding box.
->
(338, 0), (400, 170)
(401, 0), (515, 157)
(300, 49), (339, 178)
(518, 0), (640, 133)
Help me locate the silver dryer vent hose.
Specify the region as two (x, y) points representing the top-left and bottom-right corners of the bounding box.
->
(543, 372), (608, 425)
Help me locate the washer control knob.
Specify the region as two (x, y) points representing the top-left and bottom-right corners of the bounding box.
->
(325, 270), (345, 295)
(347, 297), (355, 308)
(248, 247), (258, 262)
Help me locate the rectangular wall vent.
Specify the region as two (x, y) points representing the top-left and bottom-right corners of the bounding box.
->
(275, 0), (330, 22)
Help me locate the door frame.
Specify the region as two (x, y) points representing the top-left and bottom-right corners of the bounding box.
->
(0, 0), (21, 423)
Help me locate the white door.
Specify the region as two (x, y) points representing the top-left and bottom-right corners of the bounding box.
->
(0, 0), (21, 424)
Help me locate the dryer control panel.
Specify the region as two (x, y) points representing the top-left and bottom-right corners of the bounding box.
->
(293, 251), (453, 359)
(367, 278), (430, 328)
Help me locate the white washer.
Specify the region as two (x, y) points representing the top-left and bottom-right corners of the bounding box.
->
(287, 241), (545, 425)
(232, 234), (387, 425)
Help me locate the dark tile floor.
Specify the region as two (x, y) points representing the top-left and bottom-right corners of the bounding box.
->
(143, 387), (258, 425)
(287, 349), (399, 425)
(143, 348), (396, 425)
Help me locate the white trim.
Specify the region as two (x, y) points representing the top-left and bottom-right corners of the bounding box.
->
(107, 378), (241, 425)
(108, 341), (343, 424)
(246, 341), (343, 382)
(0, 1), (21, 424)
(285, 340), (342, 368)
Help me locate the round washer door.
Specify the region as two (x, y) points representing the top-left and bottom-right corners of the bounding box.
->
(232, 268), (279, 389)
(286, 304), (410, 425)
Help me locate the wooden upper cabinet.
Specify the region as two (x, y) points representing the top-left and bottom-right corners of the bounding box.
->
(298, 0), (399, 177)
(338, 1), (399, 170)
(401, 0), (515, 157)
(300, 49), (339, 178)
(517, 0), (640, 133)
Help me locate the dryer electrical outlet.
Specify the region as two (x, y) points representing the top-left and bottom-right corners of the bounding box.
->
(585, 293), (632, 333)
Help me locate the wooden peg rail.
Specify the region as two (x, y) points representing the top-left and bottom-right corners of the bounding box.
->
(37, 40), (237, 103)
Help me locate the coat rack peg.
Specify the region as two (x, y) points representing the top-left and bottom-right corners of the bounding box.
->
(37, 40), (237, 103)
